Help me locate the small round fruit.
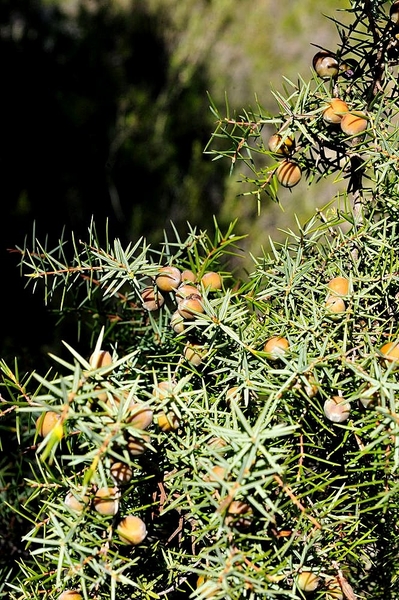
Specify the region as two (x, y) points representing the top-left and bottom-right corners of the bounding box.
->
(205, 465), (227, 482)
(126, 402), (153, 429)
(89, 349), (113, 369)
(323, 98), (349, 125)
(325, 295), (346, 314)
(170, 310), (185, 334)
(117, 515), (147, 545)
(276, 160), (302, 188)
(324, 396), (351, 423)
(157, 411), (180, 432)
(93, 487), (119, 516)
(36, 411), (62, 438)
(339, 58), (359, 79)
(297, 570), (320, 592)
(380, 341), (399, 363)
(64, 491), (89, 513)
(327, 276), (349, 296)
(268, 133), (295, 156)
(201, 271), (223, 291)
(156, 266), (181, 292)
(126, 434), (150, 456)
(141, 287), (164, 311)
(110, 461), (133, 484)
(340, 111), (368, 136)
(312, 50), (339, 79)
(184, 343), (206, 366)
(58, 591), (83, 600)
(177, 294), (204, 319)
(175, 283), (200, 302)
(264, 336), (289, 360)
(225, 500), (253, 529)
(181, 269), (197, 283)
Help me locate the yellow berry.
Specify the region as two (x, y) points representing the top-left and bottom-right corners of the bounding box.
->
(276, 160), (302, 188)
(156, 266), (181, 292)
(157, 410), (180, 432)
(117, 515), (147, 545)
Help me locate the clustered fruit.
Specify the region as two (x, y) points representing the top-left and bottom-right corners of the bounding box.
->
(268, 39), (372, 190)
(140, 265), (224, 367)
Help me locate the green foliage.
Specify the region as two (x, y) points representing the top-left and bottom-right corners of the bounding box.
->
(3, 1), (399, 599)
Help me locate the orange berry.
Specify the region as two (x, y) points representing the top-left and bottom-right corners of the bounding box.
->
(36, 411), (62, 438)
(175, 283), (200, 302)
(268, 133), (295, 155)
(64, 491), (89, 513)
(312, 50), (339, 79)
(325, 295), (346, 314)
(184, 343), (206, 366)
(157, 411), (180, 432)
(117, 515), (147, 545)
(327, 276), (349, 296)
(181, 269), (197, 283)
(141, 287), (164, 311)
(276, 160), (302, 188)
(264, 336), (289, 360)
(340, 111), (368, 136)
(324, 396), (351, 423)
(156, 266), (181, 292)
(126, 402), (153, 429)
(297, 570), (320, 592)
(323, 98), (349, 124)
(201, 271), (223, 291)
(177, 294), (204, 319)
(380, 341), (399, 363)
(93, 487), (119, 516)
(58, 591), (83, 600)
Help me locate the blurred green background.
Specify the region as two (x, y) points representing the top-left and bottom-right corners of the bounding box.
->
(1, 0), (350, 368)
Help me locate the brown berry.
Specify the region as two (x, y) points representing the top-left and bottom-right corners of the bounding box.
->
(117, 515), (147, 545)
(126, 434), (150, 456)
(177, 294), (204, 319)
(156, 266), (181, 292)
(126, 402), (153, 429)
(276, 160), (302, 188)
